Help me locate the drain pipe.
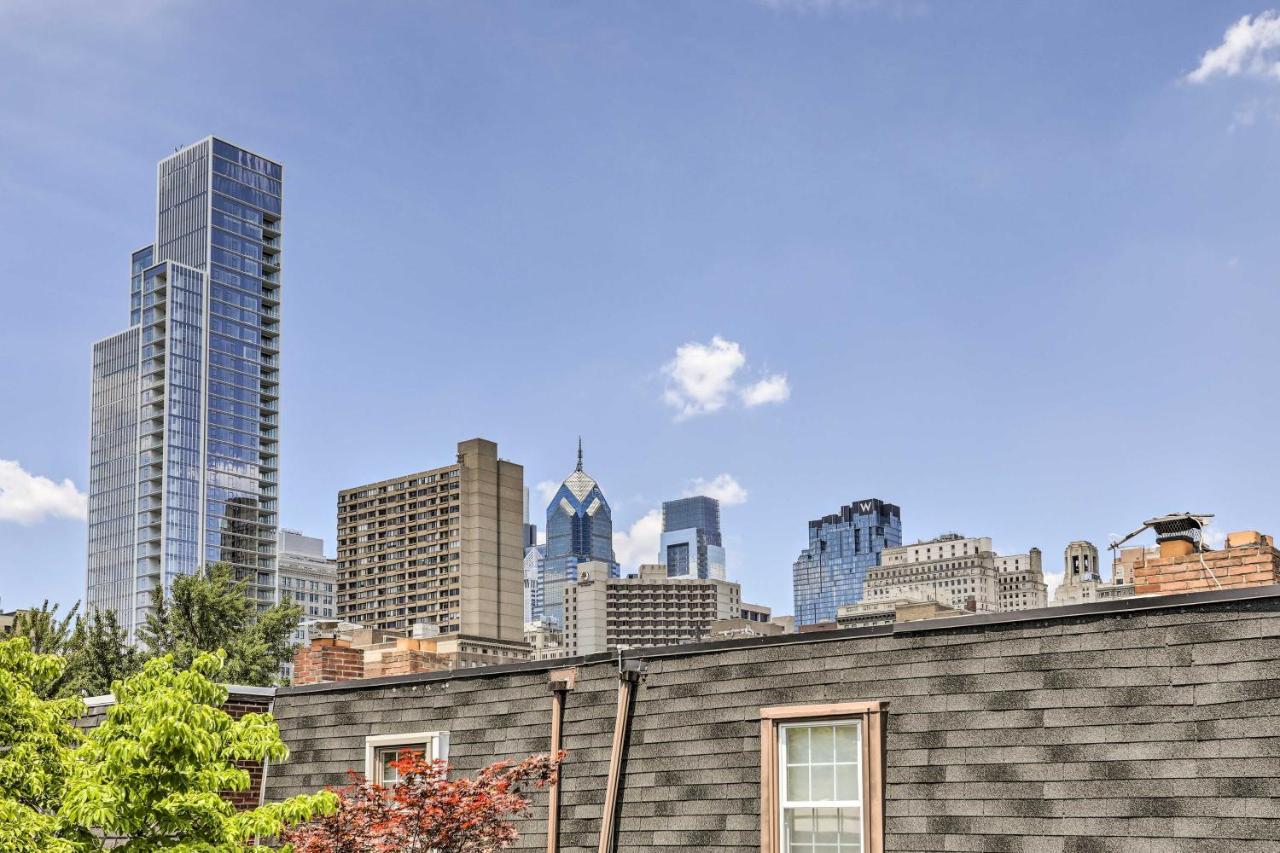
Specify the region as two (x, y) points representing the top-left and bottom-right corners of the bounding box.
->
(597, 657), (646, 853)
(546, 667), (576, 853)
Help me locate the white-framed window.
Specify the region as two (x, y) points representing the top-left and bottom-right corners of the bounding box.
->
(760, 701), (886, 853)
(778, 720), (863, 852)
(364, 731), (449, 785)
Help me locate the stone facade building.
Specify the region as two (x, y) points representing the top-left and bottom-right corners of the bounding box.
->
(865, 534), (1046, 614)
(336, 438), (524, 641)
(1053, 540), (1135, 605)
(835, 594), (967, 628)
(994, 548), (1048, 610)
(264, 585), (1280, 852)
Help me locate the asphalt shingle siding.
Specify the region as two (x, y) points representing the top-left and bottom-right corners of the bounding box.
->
(266, 591), (1280, 851)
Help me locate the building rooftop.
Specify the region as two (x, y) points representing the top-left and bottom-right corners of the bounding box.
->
(280, 582), (1280, 695)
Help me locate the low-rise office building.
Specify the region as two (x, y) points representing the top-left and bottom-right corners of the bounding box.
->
(561, 562), (742, 656)
(524, 619), (570, 661)
(836, 592), (967, 628)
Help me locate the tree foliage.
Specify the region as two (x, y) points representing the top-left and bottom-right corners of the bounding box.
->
(283, 751), (561, 853)
(61, 609), (140, 702)
(138, 562), (302, 686)
(8, 601), (82, 699)
(0, 637), (87, 853)
(0, 638), (335, 852)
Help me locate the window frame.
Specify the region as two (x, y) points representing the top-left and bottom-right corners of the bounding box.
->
(364, 730), (449, 785)
(760, 701), (887, 853)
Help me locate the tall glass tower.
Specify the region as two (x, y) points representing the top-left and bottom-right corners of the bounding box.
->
(659, 495), (726, 580)
(792, 499), (901, 626)
(87, 137), (283, 641)
(537, 440), (619, 626)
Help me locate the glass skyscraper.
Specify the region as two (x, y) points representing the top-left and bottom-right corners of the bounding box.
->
(87, 137), (283, 641)
(537, 441), (618, 627)
(792, 499), (901, 626)
(660, 495), (726, 580)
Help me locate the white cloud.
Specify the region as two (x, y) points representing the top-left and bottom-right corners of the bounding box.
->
(533, 479), (560, 510)
(1044, 569), (1065, 602)
(0, 460), (87, 525)
(740, 374), (791, 407)
(1187, 11), (1280, 83)
(662, 336), (747, 419)
(683, 473), (749, 506)
(613, 509), (663, 573)
(661, 336), (790, 420)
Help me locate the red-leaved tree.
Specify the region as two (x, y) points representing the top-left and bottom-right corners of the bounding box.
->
(282, 750), (562, 853)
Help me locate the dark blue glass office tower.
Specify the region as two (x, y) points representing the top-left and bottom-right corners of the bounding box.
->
(87, 137), (283, 640)
(793, 499), (901, 626)
(537, 441), (619, 626)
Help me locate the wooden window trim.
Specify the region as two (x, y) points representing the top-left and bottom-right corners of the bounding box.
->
(760, 701), (887, 853)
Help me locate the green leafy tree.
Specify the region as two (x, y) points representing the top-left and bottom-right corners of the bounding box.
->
(62, 610), (140, 699)
(138, 562), (303, 686)
(0, 637), (334, 851)
(10, 600), (80, 655)
(9, 601), (81, 699)
(59, 651), (336, 850)
(0, 637), (90, 853)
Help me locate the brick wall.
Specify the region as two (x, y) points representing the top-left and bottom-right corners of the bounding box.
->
(222, 696), (273, 810)
(292, 639), (365, 685)
(365, 648), (449, 678)
(266, 586), (1280, 852)
(1133, 542), (1280, 596)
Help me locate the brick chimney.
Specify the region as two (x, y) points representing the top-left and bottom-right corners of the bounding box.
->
(1133, 531), (1280, 596)
(292, 636), (365, 685)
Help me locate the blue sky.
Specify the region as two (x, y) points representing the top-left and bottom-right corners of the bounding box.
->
(2, 1), (1279, 616)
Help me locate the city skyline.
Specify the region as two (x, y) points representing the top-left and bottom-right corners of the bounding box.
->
(4, 3), (1280, 619)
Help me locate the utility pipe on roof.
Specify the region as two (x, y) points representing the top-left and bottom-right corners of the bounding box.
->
(546, 667), (576, 853)
(597, 659), (645, 853)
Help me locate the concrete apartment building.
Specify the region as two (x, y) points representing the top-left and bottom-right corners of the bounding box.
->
(864, 534), (1047, 614)
(336, 438), (524, 643)
(561, 562), (744, 656)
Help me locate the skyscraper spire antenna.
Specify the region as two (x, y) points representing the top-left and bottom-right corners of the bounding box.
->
(576, 436), (584, 471)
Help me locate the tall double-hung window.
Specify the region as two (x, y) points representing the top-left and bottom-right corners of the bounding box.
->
(760, 701), (887, 853)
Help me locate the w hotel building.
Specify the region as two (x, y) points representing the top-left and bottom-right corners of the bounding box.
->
(336, 439), (526, 644)
(87, 137), (283, 640)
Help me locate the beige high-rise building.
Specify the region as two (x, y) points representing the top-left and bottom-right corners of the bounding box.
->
(866, 534), (1047, 614)
(995, 548), (1048, 611)
(562, 562), (743, 656)
(336, 438), (524, 641)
